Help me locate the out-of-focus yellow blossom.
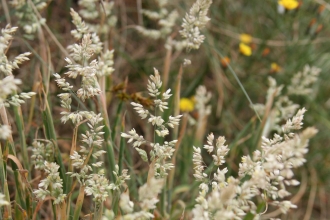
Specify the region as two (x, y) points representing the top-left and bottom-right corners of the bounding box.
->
(240, 34), (252, 44)
(179, 98), (194, 112)
(271, 62), (281, 73)
(239, 43), (252, 56)
(278, 0), (299, 10)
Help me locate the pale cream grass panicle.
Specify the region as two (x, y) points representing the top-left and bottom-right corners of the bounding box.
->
(131, 102), (149, 119)
(266, 77), (284, 100)
(67, 33), (99, 61)
(180, 0), (212, 50)
(66, 112), (110, 199)
(201, 133), (229, 166)
(34, 162), (66, 205)
(138, 178), (164, 210)
(78, 0), (99, 20)
(0, 125), (12, 140)
(57, 12), (104, 103)
(253, 77), (303, 137)
(212, 136), (229, 166)
(121, 68), (182, 177)
(192, 109), (317, 219)
(70, 8), (89, 40)
(155, 127), (169, 137)
(148, 115), (165, 126)
(0, 76), (21, 104)
(192, 146), (207, 181)
(60, 110), (100, 125)
(204, 132), (214, 153)
(85, 174), (112, 203)
(109, 165), (130, 191)
(154, 99), (169, 112)
(165, 38), (189, 51)
(136, 0), (178, 40)
(183, 59), (192, 66)
(77, 76), (101, 101)
(0, 25), (31, 76)
(78, 0), (117, 34)
(0, 26), (35, 108)
(288, 65), (321, 96)
(60, 112), (83, 124)
(68, 9), (103, 54)
(120, 178), (164, 219)
(6, 92), (36, 107)
(203, 134), (229, 166)
(10, 0), (50, 38)
(0, 25), (35, 142)
(271, 200), (297, 214)
(282, 108), (306, 134)
(53, 73), (73, 91)
(31, 140), (54, 170)
(101, 210), (115, 220)
(194, 85), (212, 143)
(119, 192), (134, 214)
(69, 151), (85, 169)
(67, 153), (92, 184)
(97, 49), (115, 77)
(81, 113), (105, 149)
(69, 7), (104, 55)
(0, 193), (9, 207)
(57, 93), (72, 110)
(121, 128), (146, 148)
(0, 25), (18, 53)
(167, 115), (182, 128)
(147, 68), (162, 97)
(135, 27), (162, 40)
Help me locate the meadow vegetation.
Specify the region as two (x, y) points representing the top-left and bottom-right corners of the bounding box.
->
(0, 0), (330, 219)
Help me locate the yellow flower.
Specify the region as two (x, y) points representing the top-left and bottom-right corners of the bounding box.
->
(278, 0), (299, 10)
(239, 43), (252, 56)
(240, 34), (252, 44)
(179, 98), (194, 112)
(271, 62), (281, 73)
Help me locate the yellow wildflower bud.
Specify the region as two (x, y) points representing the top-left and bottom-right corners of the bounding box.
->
(239, 43), (252, 56)
(271, 62), (281, 73)
(240, 33), (252, 44)
(179, 98), (194, 112)
(278, 0), (299, 10)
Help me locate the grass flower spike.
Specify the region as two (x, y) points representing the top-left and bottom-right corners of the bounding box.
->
(10, 0), (51, 39)
(192, 109), (317, 219)
(136, 0), (178, 40)
(180, 0), (212, 50)
(34, 162), (66, 204)
(77, 0), (117, 35)
(0, 25), (31, 76)
(288, 65), (321, 96)
(122, 68), (182, 178)
(0, 25), (35, 144)
(0, 193), (9, 207)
